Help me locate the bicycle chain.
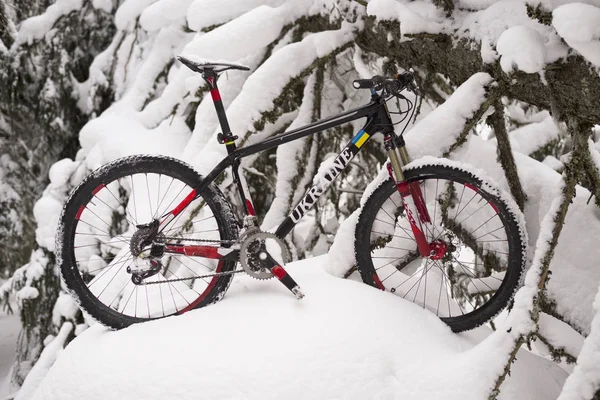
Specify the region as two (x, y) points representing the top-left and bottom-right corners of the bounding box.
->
(140, 268), (245, 285)
(159, 236), (236, 245)
(138, 236), (241, 285)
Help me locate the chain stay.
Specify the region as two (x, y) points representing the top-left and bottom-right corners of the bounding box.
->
(137, 236), (239, 285)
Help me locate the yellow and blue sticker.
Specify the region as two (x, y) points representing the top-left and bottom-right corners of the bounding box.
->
(352, 130), (370, 148)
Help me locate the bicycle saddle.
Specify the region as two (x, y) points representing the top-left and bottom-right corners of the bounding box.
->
(178, 55), (250, 73)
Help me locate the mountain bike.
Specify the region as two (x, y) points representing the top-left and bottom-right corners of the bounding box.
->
(57, 56), (527, 332)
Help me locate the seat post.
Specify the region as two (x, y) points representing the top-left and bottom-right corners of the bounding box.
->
(202, 69), (237, 149)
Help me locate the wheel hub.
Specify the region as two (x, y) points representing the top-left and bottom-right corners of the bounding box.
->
(429, 240), (449, 260)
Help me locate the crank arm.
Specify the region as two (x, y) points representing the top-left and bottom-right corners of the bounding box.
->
(264, 253), (304, 299)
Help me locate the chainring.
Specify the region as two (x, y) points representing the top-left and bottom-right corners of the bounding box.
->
(239, 231), (291, 280)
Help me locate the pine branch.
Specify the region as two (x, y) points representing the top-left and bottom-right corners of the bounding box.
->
(489, 117), (590, 399)
(443, 86), (498, 156)
(489, 97), (527, 210)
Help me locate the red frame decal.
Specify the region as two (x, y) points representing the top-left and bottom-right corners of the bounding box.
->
(271, 265), (287, 280)
(164, 244), (222, 259)
(245, 200), (256, 216)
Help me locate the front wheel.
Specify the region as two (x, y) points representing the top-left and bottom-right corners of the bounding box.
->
(355, 161), (527, 332)
(58, 155), (239, 330)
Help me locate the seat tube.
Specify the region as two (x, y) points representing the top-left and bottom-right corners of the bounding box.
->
(203, 70), (237, 152)
(384, 134), (432, 257)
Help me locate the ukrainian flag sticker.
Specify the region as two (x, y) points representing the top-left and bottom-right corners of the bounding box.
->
(352, 130), (370, 148)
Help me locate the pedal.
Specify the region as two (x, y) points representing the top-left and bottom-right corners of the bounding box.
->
(291, 286), (305, 300)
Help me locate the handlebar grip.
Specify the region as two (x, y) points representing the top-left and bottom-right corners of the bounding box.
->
(352, 79), (374, 89)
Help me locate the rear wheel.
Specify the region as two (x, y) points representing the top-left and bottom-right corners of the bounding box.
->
(355, 162), (527, 332)
(58, 155), (239, 330)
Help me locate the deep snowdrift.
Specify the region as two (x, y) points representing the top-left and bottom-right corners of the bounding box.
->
(30, 256), (565, 400)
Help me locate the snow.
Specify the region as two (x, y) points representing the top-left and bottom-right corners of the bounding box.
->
(537, 312), (584, 365)
(405, 72), (494, 160)
(15, 286), (40, 304)
(139, 0), (194, 32)
(367, 0), (445, 37)
(0, 289), (20, 399)
(368, 0), (569, 69)
(30, 257), (566, 400)
(33, 195), (66, 251)
(14, 323), (73, 400)
(258, 69), (315, 230)
(14, 0), (83, 46)
(92, 0), (113, 13)
(508, 116), (560, 155)
(115, 0), (159, 31)
(52, 294), (80, 327)
(182, 6), (287, 62)
(542, 155), (564, 171)
(326, 209), (360, 276)
(557, 283), (600, 399)
(187, 0), (287, 32)
(497, 25), (546, 73)
(553, 3), (600, 67)
(48, 159), (77, 189)
(118, 27), (189, 111)
(78, 115), (190, 166)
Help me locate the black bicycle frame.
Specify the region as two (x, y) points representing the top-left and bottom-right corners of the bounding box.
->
(161, 69), (400, 246)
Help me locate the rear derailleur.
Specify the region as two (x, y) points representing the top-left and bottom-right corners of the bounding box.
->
(127, 220), (165, 284)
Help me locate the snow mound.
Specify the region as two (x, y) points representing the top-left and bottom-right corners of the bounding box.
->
(31, 257), (565, 400)
(497, 25), (546, 73)
(553, 3), (600, 67)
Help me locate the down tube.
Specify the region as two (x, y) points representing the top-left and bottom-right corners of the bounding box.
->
(274, 129), (373, 238)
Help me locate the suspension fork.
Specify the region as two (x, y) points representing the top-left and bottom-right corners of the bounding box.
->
(384, 135), (432, 257)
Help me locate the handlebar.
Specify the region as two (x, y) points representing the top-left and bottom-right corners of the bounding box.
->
(352, 72), (416, 95)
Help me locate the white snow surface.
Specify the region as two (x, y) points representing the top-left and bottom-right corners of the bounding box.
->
(31, 257), (566, 400)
